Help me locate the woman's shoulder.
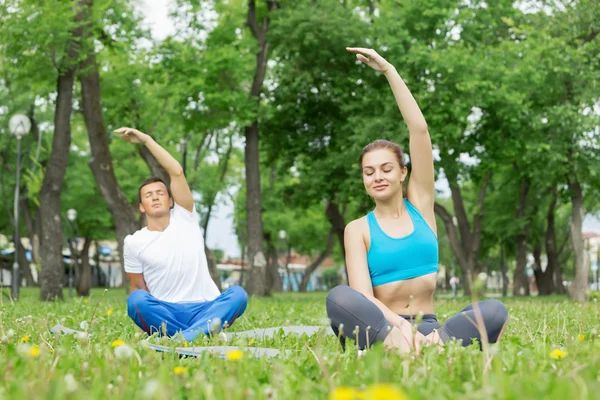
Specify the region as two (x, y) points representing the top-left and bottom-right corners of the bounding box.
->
(345, 215), (370, 238)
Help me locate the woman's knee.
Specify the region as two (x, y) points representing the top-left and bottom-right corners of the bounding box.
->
(326, 285), (362, 314)
(481, 299), (508, 325)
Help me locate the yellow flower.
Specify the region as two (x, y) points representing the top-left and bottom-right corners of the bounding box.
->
(577, 334), (585, 341)
(225, 349), (244, 361)
(84, 299), (89, 304)
(248, 339), (256, 346)
(111, 339), (126, 348)
(29, 345), (40, 358)
(107, 308), (113, 317)
(364, 384), (407, 400)
(173, 366), (188, 375)
(20, 335), (30, 343)
(329, 386), (359, 400)
(550, 348), (568, 360)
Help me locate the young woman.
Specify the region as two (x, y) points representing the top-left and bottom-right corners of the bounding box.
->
(326, 48), (508, 352)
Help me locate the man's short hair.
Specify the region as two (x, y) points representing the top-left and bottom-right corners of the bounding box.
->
(137, 177), (173, 206)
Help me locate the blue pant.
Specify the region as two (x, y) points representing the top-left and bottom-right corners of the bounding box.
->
(127, 286), (248, 342)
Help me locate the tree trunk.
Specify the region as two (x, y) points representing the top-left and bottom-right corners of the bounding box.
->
(138, 146), (170, 184)
(244, 0), (278, 296)
(434, 172), (491, 296)
(284, 245), (294, 292)
(39, 2), (85, 300)
(76, 237), (92, 296)
(535, 188), (559, 295)
(244, 122), (268, 295)
(568, 177), (587, 302)
(16, 236), (34, 286)
(265, 234), (282, 293)
(299, 229), (335, 292)
(325, 201), (347, 282)
(239, 246), (246, 287)
(20, 198), (40, 268)
(204, 245), (222, 291)
(500, 241), (508, 297)
(78, 0), (139, 289)
(513, 177), (531, 296)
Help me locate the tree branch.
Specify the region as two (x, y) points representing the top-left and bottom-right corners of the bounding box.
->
(470, 172), (492, 260)
(247, 0), (260, 40)
(434, 202), (467, 267)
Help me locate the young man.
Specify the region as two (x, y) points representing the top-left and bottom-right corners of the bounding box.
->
(116, 127), (247, 342)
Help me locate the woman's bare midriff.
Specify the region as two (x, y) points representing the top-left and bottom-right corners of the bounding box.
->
(373, 272), (437, 315)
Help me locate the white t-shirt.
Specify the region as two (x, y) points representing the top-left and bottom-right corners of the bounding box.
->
(123, 202), (220, 303)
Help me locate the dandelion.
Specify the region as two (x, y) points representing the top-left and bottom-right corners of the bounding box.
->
(107, 308), (114, 317)
(114, 344), (134, 360)
(329, 386), (358, 400)
(7, 329), (15, 339)
(29, 345), (40, 358)
(1, 335), (7, 344)
(64, 373), (78, 393)
(111, 339), (126, 348)
(577, 334), (585, 341)
(173, 366), (188, 375)
(550, 348), (568, 360)
(20, 335), (30, 343)
(84, 299), (89, 304)
(76, 332), (89, 343)
(225, 349), (244, 361)
(79, 321), (89, 330)
(248, 339), (256, 346)
(143, 379), (161, 397)
(364, 384), (407, 400)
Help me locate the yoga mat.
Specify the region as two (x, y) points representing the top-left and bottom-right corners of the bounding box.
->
(224, 325), (334, 340)
(49, 324), (322, 359)
(145, 343), (289, 358)
(51, 324), (333, 340)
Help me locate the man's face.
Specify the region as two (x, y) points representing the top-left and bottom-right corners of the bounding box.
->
(139, 181), (173, 218)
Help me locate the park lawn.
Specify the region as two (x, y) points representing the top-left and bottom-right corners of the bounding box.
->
(0, 288), (598, 400)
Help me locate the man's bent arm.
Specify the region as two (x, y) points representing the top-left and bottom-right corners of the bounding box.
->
(143, 137), (195, 212)
(115, 127), (195, 212)
(128, 273), (149, 293)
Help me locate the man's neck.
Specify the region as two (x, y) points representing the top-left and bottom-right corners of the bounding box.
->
(146, 214), (171, 232)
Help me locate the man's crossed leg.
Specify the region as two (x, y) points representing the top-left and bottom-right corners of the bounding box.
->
(127, 286), (248, 342)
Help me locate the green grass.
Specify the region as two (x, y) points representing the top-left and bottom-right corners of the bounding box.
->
(0, 288), (598, 399)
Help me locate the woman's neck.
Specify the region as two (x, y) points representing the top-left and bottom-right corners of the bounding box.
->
(374, 191), (407, 218)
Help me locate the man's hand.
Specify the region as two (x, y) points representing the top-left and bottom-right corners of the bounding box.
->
(114, 127), (151, 144)
(346, 47), (393, 74)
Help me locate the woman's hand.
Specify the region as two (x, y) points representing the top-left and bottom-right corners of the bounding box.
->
(114, 127), (151, 144)
(346, 47), (394, 73)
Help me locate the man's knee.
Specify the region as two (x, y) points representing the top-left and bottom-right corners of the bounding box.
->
(127, 290), (151, 317)
(227, 285), (248, 306)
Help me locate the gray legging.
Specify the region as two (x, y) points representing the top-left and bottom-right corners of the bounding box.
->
(326, 285), (508, 350)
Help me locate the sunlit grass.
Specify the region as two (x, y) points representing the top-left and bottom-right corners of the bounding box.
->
(0, 288), (598, 399)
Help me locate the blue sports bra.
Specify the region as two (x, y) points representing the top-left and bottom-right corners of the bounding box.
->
(367, 199), (438, 286)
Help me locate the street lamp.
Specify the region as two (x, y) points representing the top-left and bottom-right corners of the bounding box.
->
(8, 114), (31, 300)
(66, 209), (78, 298)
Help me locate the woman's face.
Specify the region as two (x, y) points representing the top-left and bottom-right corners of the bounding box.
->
(361, 148), (407, 201)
